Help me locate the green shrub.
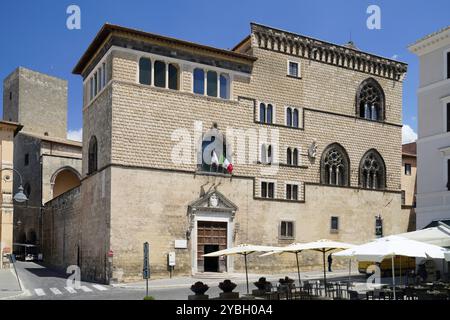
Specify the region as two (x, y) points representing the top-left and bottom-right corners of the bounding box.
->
(143, 296), (155, 300)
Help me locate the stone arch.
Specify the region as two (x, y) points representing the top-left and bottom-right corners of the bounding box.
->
(359, 149), (386, 190)
(320, 143), (350, 187)
(356, 78), (385, 121)
(51, 166), (81, 198)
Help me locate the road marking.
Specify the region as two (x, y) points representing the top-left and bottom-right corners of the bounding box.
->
(64, 286), (77, 294)
(80, 286), (93, 292)
(92, 284), (108, 291)
(34, 288), (46, 296)
(50, 288), (62, 295)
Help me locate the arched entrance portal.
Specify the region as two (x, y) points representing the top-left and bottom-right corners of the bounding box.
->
(51, 167), (81, 198)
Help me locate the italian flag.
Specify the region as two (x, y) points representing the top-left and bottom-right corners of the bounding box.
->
(211, 151), (219, 167)
(219, 154), (233, 174)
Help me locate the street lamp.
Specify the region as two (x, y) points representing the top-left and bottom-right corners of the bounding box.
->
(1, 168), (28, 203)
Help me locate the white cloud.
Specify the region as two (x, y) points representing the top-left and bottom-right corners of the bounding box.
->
(402, 124), (417, 144)
(67, 128), (82, 142)
(391, 54), (399, 60)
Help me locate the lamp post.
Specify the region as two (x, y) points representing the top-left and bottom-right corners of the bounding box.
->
(0, 168), (28, 203)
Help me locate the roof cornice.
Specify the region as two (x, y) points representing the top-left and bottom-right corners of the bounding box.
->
(73, 24), (256, 75)
(408, 26), (450, 56)
(250, 23), (407, 81)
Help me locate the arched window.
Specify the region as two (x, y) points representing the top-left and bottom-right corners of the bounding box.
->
(88, 136), (98, 175)
(293, 148), (298, 166)
(293, 109), (299, 128)
(139, 57), (151, 85)
(220, 74), (230, 99)
(259, 103), (266, 123)
(286, 107), (292, 127)
(359, 149), (386, 189)
(267, 104), (273, 124)
(168, 63), (179, 90)
(154, 61), (166, 88)
(356, 78), (385, 121)
(207, 71), (218, 97)
(287, 147), (292, 165)
(321, 143), (350, 186)
(193, 68), (205, 94)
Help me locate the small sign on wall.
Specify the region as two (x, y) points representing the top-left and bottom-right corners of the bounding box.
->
(174, 239), (187, 249)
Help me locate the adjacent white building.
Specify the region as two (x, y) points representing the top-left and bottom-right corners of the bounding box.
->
(409, 26), (450, 229)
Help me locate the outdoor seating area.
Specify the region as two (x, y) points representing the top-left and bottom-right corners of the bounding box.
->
(200, 232), (450, 301)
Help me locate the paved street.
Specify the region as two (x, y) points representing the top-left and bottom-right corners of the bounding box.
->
(1, 261), (367, 300)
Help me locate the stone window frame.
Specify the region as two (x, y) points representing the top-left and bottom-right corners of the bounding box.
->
(259, 143), (273, 164)
(279, 220), (295, 239)
(284, 106), (300, 128)
(330, 216), (339, 233)
(85, 53), (110, 104)
(137, 55), (181, 91)
(286, 59), (301, 78)
(404, 163), (412, 176)
(285, 181), (300, 200)
(320, 143), (350, 187)
(441, 95), (450, 133)
(355, 77), (386, 121)
(359, 149), (387, 190)
(260, 178), (277, 199)
(88, 136), (98, 175)
(191, 67), (231, 100)
(444, 46), (450, 80)
(257, 101), (276, 125)
(286, 147), (299, 166)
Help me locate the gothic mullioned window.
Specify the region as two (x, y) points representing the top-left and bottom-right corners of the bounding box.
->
(359, 149), (386, 190)
(320, 143), (349, 186)
(356, 78), (385, 121)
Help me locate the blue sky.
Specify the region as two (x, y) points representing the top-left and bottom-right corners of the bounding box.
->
(1, 0), (449, 142)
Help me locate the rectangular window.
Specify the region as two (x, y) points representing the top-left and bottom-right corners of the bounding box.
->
(331, 216), (339, 231)
(286, 184), (298, 200)
(24, 153), (29, 166)
(447, 103), (450, 132)
(447, 51), (450, 79)
(404, 163), (411, 175)
(261, 181), (275, 198)
(207, 71), (218, 97)
(94, 72), (98, 96)
(268, 182), (274, 198)
(89, 78), (94, 101)
(9, 92), (12, 100)
(447, 159), (450, 191)
(288, 61), (299, 77)
(261, 182), (267, 198)
(401, 190), (406, 205)
(375, 216), (383, 237)
(280, 221), (294, 238)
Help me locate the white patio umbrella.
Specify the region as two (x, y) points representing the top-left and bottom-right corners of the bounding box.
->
(203, 244), (281, 294)
(334, 236), (447, 299)
(262, 239), (354, 292)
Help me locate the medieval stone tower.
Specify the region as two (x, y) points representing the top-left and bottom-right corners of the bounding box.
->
(2, 67), (67, 138)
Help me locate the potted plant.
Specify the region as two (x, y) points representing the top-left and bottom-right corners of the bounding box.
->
(188, 281), (209, 300)
(253, 277), (272, 296)
(218, 280), (239, 300)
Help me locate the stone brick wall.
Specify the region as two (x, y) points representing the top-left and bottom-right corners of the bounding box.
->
(41, 187), (81, 272)
(3, 67), (67, 138)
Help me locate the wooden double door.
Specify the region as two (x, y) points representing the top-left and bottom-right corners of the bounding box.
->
(197, 221), (227, 272)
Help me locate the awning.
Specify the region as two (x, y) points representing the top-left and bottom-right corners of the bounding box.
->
(396, 225), (450, 248)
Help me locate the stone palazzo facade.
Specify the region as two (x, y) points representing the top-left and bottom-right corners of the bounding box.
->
(44, 23), (409, 283)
